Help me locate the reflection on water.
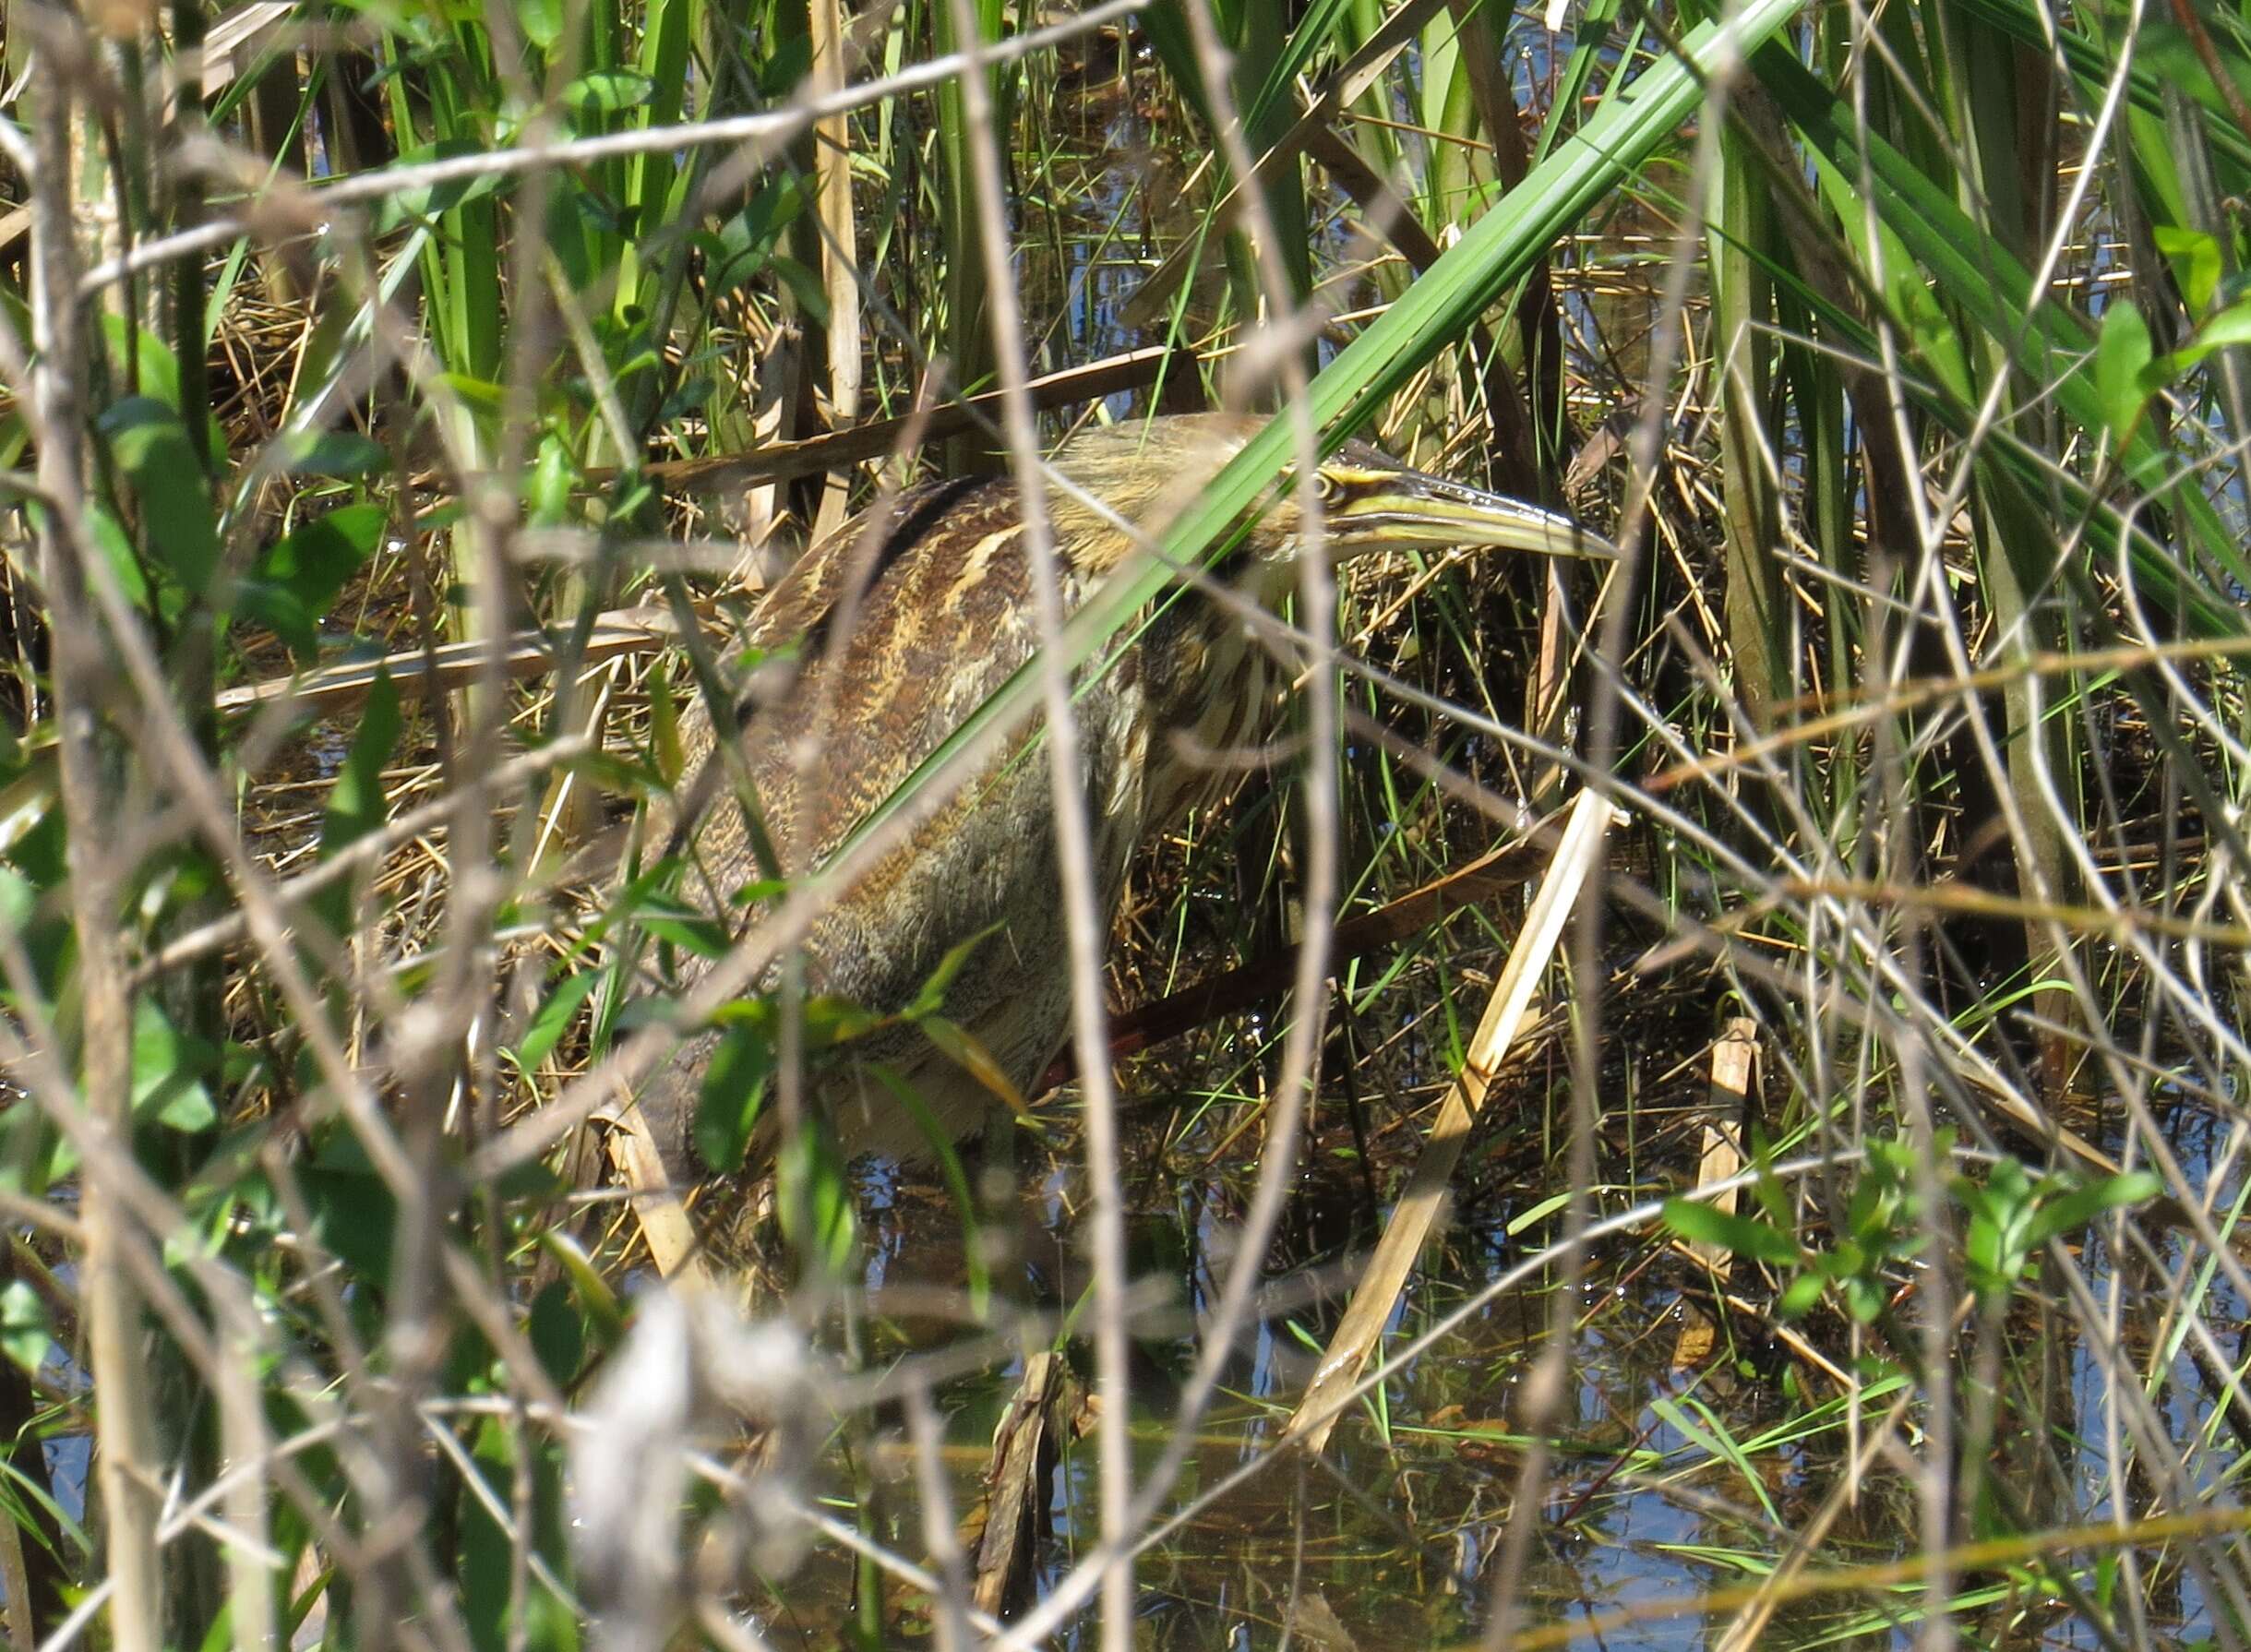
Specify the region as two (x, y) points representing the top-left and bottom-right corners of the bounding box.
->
(727, 1059), (2227, 1651)
(630, 944), (2245, 1651)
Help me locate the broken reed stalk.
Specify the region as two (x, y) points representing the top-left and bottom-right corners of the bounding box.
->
(1281, 785), (1620, 1454)
(214, 607), (685, 714)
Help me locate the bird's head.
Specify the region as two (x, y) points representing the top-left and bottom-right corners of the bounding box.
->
(1048, 412), (1614, 581)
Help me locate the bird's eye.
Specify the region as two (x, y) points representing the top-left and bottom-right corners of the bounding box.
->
(1313, 471), (1344, 505)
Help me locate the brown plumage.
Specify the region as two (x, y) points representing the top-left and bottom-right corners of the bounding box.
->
(637, 413), (1610, 1172)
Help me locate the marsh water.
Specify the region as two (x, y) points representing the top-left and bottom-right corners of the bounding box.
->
(709, 1058), (2232, 1652)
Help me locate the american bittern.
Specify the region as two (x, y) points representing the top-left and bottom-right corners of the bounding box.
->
(641, 413), (1610, 1172)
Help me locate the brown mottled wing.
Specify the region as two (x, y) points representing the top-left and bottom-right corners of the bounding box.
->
(740, 475), (998, 654)
(639, 473), (1116, 1169)
(648, 474), (1000, 890)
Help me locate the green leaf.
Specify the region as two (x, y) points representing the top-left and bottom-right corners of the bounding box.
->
(693, 1024), (772, 1174)
(514, 970), (602, 1070)
(1964, 1207), (2012, 1292)
(1505, 1191), (1575, 1236)
(918, 1016), (1028, 1114)
(0, 867), (32, 933)
(1747, 1152), (1792, 1230)
(0, 1280), (51, 1374)
(130, 997), (219, 1132)
(528, 434), (573, 528)
(904, 921), (1003, 1019)
(241, 503), (387, 663)
(2190, 303), (2251, 353)
(768, 256), (831, 329)
(1841, 1276), (1885, 1323)
(637, 897), (731, 961)
(534, 1228), (626, 1349)
(526, 1280), (583, 1388)
(708, 176), (808, 298)
(647, 658), (682, 787)
(798, 996), (884, 1049)
(301, 1136), (396, 1278)
(438, 373), (507, 413)
(1845, 1176), (1889, 1244)
(777, 1122), (856, 1277)
(2159, 298), (2251, 379)
(101, 315), (185, 409)
(78, 506), (150, 615)
(2154, 224), (2223, 314)
(1776, 1272), (1826, 1320)
(866, 1063), (990, 1312)
(702, 995), (778, 1032)
(99, 317), (229, 463)
(311, 670), (401, 940)
(376, 139), (509, 234)
(321, 670), (401, 856)
(2096, 298), (2155, 446)
(517, 0), (565, 51)
(2021, 1170), (2162, 1250)
(100, 397), (220, 602)
(563, 69), (654, 115)
(272, 430), (389, 479)
(1659, 1198), (1799, 1267)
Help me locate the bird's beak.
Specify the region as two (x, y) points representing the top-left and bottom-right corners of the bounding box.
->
(1323, 470), (1617, 561)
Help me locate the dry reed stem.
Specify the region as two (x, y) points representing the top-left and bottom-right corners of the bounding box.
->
(1282, 784), (1618, 1454)
(23, 39), (167, 1652)
(932, 0), (1141, 1640)
(808, 0), (862, 544)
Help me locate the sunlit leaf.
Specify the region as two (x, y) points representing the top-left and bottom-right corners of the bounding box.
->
(2022, 1170), (2162, 1250)
(1660, 1198), (1799, 1267)
(564, 69), (654, 115)
(917, 1016), (1028, 1115)
(0, 1280), (50, 1374)
(693, 1023), (773, 1174)
(2096, 298), (2155, 444)
(2154, 224), (2223, 313)
(241, 503), (387, 663)
(904, 921), (1002, 1020)
(517, 0), (566, 52)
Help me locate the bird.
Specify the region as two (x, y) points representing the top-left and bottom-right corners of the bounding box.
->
(635, 412), (1611, 1176)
